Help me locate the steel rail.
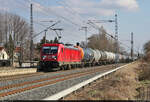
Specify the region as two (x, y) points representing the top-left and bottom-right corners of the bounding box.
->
(0, 65), (117, 98)
(0, 67), (83, 81)
(43, 62), (135, 100)
(0, 66), (110, 90)
(0, 64), (115, 81)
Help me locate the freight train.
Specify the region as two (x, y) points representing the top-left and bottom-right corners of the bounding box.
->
(39, 43), (132, 71)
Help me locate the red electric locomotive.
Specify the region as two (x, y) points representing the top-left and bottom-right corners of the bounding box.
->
(39, 43), (82, 71)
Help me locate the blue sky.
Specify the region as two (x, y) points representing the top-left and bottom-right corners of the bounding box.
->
(0, 0), (149, 54)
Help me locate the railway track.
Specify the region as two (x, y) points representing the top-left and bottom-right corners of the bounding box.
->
(0, 64), (115, 81)
(0, 64), (124, 100)
(0, 68), (82, 81)
(0, 72), (44, 81)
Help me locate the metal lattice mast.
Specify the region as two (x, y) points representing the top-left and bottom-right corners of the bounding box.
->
(81, 27), (88, 48)
(30, 3), (33, 63)
(44, 30), (47, 43)
(115, 14), (118, 63)
(131, 32), (134, 60)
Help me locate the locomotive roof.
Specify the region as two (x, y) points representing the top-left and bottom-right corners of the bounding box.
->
(42, 43), (61, 46)
(42, 43), (79, 50)
(64, 46), (79, 50)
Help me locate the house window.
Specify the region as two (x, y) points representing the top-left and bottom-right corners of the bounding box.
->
(3, 54), (4, 59)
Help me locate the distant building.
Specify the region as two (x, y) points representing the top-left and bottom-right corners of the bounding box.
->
(0, 47), (9, 60)
(14, 47), (21, 61)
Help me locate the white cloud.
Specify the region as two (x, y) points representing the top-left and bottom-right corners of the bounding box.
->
(53, 0), (139, 20)
(0, 0), (139, 21)
(0, 0), (29, 12)
(100, 0), (139, 11)
(0, 7), (9, 12)
(33, 2), (45, 13)
(0, 0), (139, 45)
(30, 0), (139, 44)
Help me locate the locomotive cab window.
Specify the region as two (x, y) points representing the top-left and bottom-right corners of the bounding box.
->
(42, 46), (58, 54)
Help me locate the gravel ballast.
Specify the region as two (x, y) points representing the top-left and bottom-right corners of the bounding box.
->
(0, 64), (124, 100)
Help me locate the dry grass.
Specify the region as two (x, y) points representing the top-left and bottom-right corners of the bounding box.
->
(64, 62), (141, 100)
(138, 62), (150, 81)
(135, 61), (150, 100)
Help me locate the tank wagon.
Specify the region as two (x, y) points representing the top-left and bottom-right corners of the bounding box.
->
(82, 48), (94, 66)
(39, 43), (131, 71)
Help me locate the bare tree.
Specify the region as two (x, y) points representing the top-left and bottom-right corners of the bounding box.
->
(0, 12), (30, 65)
(144, 40), (150, 61)
(80, 41), (87, 48)
(0, 13), (5, 44)
(86, 26), (126, 54)
(87, 26), (113, 51)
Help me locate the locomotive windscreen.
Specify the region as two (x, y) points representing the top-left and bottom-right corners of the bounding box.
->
(42, 46), (58, 54)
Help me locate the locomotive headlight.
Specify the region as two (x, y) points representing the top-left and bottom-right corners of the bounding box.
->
(43, 56), (47, 60)
(52, 55), (57, 59)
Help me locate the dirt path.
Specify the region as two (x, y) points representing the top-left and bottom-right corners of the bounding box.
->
(63, 61), (142, 100)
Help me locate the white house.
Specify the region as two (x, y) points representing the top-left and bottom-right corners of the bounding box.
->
(0, 47), (9, 60)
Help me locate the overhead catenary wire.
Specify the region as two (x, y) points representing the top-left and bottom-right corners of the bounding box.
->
(32, 1), (81, 27)
(87, 20), (139, 55)
(18, 0), (139, 55)
(55, 0), (84, 23)
(17, 0), (95, 42)
(32, 20), (61, 38)
(55, 0), (98, 35)
(17, 2), (64, 38)
(34, 20), (85, 43)
(29, 1), (96, 35)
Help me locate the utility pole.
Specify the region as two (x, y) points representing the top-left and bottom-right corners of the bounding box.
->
(80, 26), (88, 48)
(115, 14), (119, 64)
(131, 32), (134, 60)
(30, 3), (33, 65)
(44, 30), (47, 43)
(5, 13), (8, 45)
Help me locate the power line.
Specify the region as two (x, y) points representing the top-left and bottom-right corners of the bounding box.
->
(32, 1), (81, 27)
(11, 0), (141, 58)
(19, 0), (136, 54)
(55, 0), (84, 23)
(20, 0), (96, 40)
(33, 21), (63, 42)
(29, 1), (94, 30)
(34, 1), (97, 38)
(79, 26), (88, 48)
(19, 1), (86, 38)
(32, 20), (61, 38)
(34, 20), (86, 41)
(87, 17), (139, 56)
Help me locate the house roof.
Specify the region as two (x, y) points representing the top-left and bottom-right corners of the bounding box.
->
(0, 47), (4, 51)
(0, 47), (21, 53)
(15, 47), (21, 52)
